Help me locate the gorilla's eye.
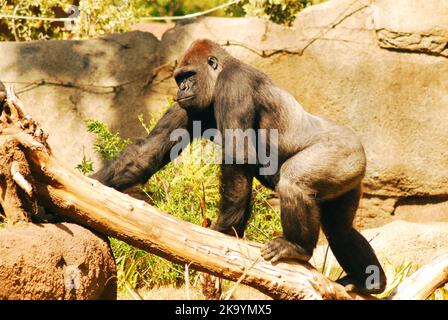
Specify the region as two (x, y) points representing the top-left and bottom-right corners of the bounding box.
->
(207, 56), (218, 70)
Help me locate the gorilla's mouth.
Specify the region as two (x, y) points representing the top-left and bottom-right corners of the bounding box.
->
(174, 95), (195, 102)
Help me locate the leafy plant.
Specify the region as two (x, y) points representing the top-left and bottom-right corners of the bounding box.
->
(0, 0), (231, 41)
(71, 0), (138, 38)
(0, 0), (328, 41)
(85, 119), (131, 160)
(76, 154), (94, 175)
(0, 0), (72, 41)
(226, 0), (327, 26)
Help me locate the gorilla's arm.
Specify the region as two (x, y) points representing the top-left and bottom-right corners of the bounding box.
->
(214, 64), (257, 163)
(211, 65), (257, 237)
(213, 164), (254, 237)
(91, 104), (210, 191)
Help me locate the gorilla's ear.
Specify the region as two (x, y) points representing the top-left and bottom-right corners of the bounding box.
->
(207, 56), (218, 70)
(0, 81), (6, 106)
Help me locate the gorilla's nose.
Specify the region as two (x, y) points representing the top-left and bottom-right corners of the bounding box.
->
(180, 82), (187, 91)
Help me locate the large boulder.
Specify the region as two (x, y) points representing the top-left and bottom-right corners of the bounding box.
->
(0, 0), (447, 226)
(0, 223), (117, 300)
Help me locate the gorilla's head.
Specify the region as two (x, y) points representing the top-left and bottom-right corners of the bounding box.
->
(173, 39), (230, 112)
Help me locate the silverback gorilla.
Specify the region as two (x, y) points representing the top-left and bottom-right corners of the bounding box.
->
(92, 39), (386, 294)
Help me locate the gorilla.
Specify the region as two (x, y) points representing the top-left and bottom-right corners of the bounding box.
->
(92, 39), (386, 294)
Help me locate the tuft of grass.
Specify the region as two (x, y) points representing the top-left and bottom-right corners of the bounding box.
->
(377, 260), (448, 300)
(376, 260), (414, 299)
(76, 154), (94, 175)
(430, 284), (448, 300)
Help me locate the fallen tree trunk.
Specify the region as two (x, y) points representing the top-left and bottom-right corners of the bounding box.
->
(389, 252), (448, 300)
(0, 84), (447, 300)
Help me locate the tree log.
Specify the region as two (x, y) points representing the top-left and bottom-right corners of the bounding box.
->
(0, 83), (447, 300)
(389, 252), (448, 300)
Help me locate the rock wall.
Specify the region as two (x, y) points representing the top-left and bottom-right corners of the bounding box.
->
(0, 0), (447, 226)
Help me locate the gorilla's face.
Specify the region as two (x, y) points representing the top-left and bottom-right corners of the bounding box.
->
(173, 40), (223, 112)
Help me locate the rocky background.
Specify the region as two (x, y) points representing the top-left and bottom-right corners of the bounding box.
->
(0, 0), (447, 298)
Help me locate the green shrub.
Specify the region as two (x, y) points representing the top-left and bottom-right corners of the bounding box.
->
(226, 0), (327, 26)
(85, 119), (131, 160)
(0, 0), (230, 41)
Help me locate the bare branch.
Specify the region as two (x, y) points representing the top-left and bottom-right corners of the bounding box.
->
(11, 161), (33, 197)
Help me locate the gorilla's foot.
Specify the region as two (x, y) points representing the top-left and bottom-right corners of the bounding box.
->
(337, 275), (385, 295)
(261, 238), (311, 263)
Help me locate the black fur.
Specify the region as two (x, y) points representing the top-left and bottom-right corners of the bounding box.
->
(92, 39), (387, 294)
(0, 81), (6, 107)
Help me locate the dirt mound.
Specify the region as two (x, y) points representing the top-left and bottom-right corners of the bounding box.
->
(0, 222), (117, 300)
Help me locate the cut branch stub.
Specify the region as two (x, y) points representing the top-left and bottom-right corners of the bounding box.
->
(0, 83), (48, 223)
(0, 138), (34, 223)
(0, 83), (50, 149)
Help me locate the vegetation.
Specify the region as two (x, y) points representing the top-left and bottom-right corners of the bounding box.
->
(0, 0), (327, 41)
(227, 0), (327, 26)
(85, 119), (132, 161)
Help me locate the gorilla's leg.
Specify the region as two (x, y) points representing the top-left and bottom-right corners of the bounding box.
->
(260, 136), (367, 266)
(321, 187), (387, 294)
(261, 177), (320, 262)
(261, 151), (321, 263)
